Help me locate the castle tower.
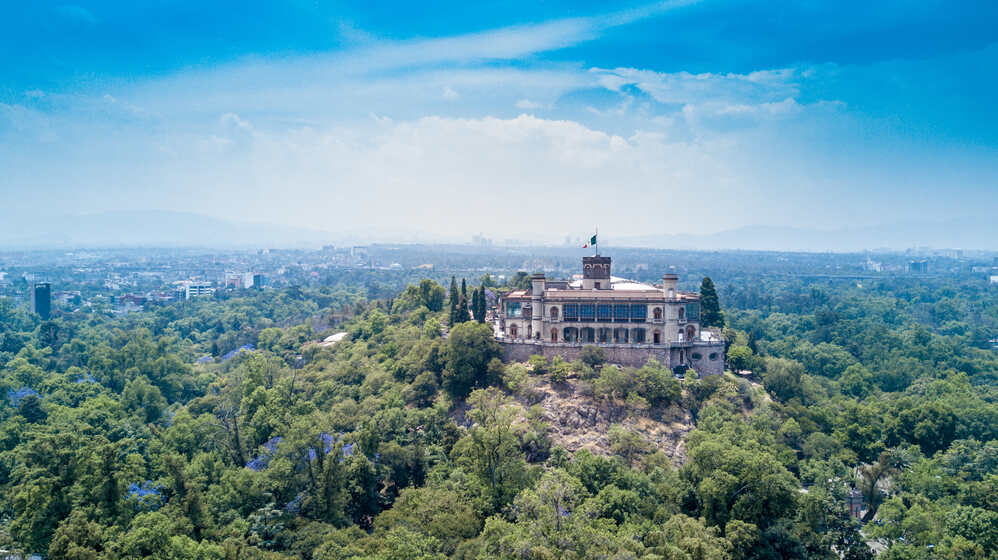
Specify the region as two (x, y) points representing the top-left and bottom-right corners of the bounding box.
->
(662, 273), (678, 299)
(581, 256), (611, 290)
(530, 273), (545, 339)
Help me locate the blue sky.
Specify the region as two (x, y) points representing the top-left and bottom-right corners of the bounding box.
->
(1, 1), (996, 242)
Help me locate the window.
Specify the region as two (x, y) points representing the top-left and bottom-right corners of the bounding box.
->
(678, 307), (685, 321)
(597, 304), (613, 321)
(599, 328), (610, 343)
(653, 307), (663, 320)
(563, 303), (579, 321)
(614, 304), (630, 322)
(613, 328), (628, 343)
(551, 330), (558, 342)
(686, 325), (697, 341)
(709, 352), (718, 361)
(506, 301), (522, 317)
(633, 328), (646, 343)
(582, 327), (595, 343)
(579, 303), (595, 321)
(594, 282), (600, 289)
(550, 306), (559, 320)
(510, 325), (518, 338)
(691, 352), (702, 361)
(630, 304), (647, 322)
(653, 331), (661, 344)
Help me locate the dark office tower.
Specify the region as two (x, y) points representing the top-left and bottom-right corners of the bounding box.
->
(31, 282), (51, 320)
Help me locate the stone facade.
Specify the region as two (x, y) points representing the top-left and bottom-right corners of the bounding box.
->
(494, 255), (725, 375)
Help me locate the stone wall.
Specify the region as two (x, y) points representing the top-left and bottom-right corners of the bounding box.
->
(500, 341), (725, 375)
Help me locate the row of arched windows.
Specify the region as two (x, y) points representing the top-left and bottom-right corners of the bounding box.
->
(508, 322), (696, 343)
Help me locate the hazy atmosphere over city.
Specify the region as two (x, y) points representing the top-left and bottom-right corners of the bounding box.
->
(8, 3), (998, 560)
(2, 1), (997, 250)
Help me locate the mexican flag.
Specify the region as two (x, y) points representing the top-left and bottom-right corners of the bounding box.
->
(582, 234), (597, 248)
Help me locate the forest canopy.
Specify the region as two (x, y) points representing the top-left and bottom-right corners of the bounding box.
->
(1, 265), (998, 559)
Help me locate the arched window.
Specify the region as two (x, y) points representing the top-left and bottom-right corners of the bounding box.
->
(653, 307), (663, 320)
(613, 328), (628, 343)
(598, 328), (610, 343)
(551, 329), (558, 342)
(527, 325), (532, 339)
(510, 325), (518, 338)
(678, 307), (685, 321)
(686, 325), (696, 341)
(550, 306), (559, 320)
(632, 328), (646, 343)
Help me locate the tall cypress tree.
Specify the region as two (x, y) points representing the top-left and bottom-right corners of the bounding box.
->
(471, 288), (481, 321)
(699, 276), (724, 328)
(455, 295), (469, 324)
(448, 276), (458, 325)
(477, 287), (487, 323)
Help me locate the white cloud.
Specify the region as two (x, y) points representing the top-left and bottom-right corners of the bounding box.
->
(591, 67), (800, 105)
(220, 112), (253, 131)
(107, 113), (764, 238)
(4, 4), (995, 239)
(515, 99), (545, 109)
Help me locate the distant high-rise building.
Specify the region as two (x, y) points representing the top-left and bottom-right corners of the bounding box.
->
(908, 260), (929, 273)
(224, 272), (264, 289)
(31, 282), (51, 319)
(178, 280), (214, 299)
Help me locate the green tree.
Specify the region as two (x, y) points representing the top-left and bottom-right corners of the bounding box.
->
(373, 487), (480, 556)
(122, 375), (168, 423)
(579, 345), (607, 368)
(452, 388), (529, 512)
(441, 322), (501, 397)
(17, 393), (47, 423)
(683, 437), (799, 529)
(700, 276), (725, 328)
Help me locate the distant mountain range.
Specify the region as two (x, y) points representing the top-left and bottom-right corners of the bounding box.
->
(0, 210), (332, 249)
(0, 210), (994, 252)
(614, 218), (998, 253)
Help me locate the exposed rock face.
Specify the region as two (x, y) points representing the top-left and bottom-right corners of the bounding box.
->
(518, 379), (694, 466)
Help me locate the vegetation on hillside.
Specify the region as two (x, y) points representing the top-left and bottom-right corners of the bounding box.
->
(1, 270), (998, 559)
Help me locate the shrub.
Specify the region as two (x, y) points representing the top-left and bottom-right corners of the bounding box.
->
(527, 354), (548, 375)
(579, 345), (607, 368)
(502, 363), (529, 392)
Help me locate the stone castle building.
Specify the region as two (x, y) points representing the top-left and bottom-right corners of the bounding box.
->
(494, 255), (725, 375)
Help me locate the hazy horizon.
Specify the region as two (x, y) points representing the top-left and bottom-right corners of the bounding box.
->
(2, 1), (997, 244)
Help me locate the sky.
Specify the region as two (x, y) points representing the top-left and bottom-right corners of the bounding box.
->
(1, 0), (997, 243)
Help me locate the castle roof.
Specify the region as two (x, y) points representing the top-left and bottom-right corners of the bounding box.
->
(502, 275), (699, 302)
(567, 276), (656, 291)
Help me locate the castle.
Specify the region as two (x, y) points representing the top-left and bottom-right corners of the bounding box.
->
(494, 255), (725, 375)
